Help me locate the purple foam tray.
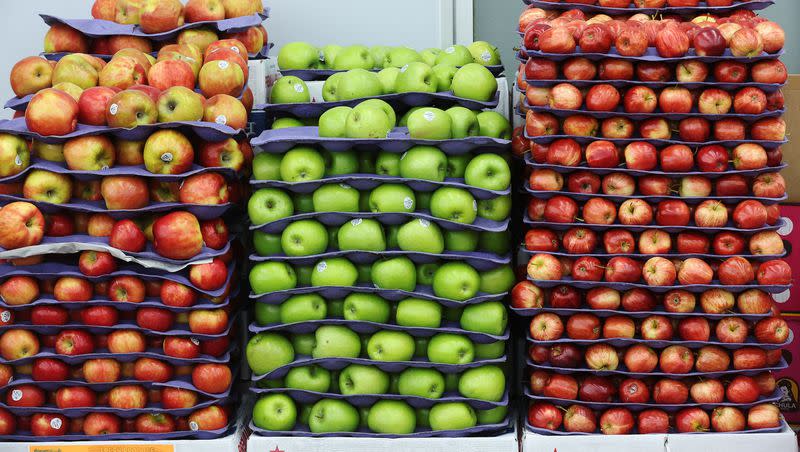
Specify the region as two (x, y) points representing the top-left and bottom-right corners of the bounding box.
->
(525, 276), (791, 295)
(249, 416), (511, 439)
(257, 91), (499, 118)
(0, 425), (233, 442)
(281, 64), (506, 81)
(527, 357), (789, 379)
(522, 45), (784, 63)
(249, 387), (508, 411)
(41, 10), (268, 40)
(525, 100), (785, 122)
(525, 329), (793, 351)
(249, 319), (509, 344)
(522, 78), (785, 93)
(0, 347), (232, 368)
(251, 175), (510, 200)
(251, 354), (508, 381)
(251, 127), (511, 155)
(250, 249), (510, 272)
(516, 245), (787, 264)
(522, 0), (773, 14)
(0, 396), (232, 419)
(0, 261), (236, 298)
(524, 419), (783, 437)
(0, 293), (232, 313)
(250, 211), (509, 234)
(523, 214), (786, 235)
(524, 184), (786, 206)
(523, 131), (788, 150)
(0, 117), (242, 144)
(250, 284), (507, 308)
(511, 305), (775, 321)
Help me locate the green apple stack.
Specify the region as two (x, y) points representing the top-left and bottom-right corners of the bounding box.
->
(248, 40), (516, 437)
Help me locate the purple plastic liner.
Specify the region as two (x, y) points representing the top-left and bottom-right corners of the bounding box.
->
(0, 396), (231, 419)
(251, 127), (511, 155)
(527, 357), (789, 379)
(0, 347), (232, 367)
(511, 306), (775, 322)
(522, 0), (773, 14)
(249, 416), (512, 438)
(516, 245), (788, 264)
(281, 64), (506, 81)
(524, 184), (786, 206)
(522, 45), (784, 63)
(522, 78), (785, 93)
(257, 92), (499, 118)
(249, 387), (508, 411)
(251, 211), (509, 234)
(525, 101), (784, 122)
(0, 425), (233, 442)
(524, 419), (784, 437)
(250, 284), (507, 308)
(0, 294), (232, 313)
(525, 330), (793, 351)
(41, 10), (268, 40)
(0, 261), (236, 298)
(525, 276), (791, 295)
(523, 132), (788, 150)
(0, 117), (243, 143)
(249, 319), (509, 344)
(523, 214), (786, 235)
(250, 249), (511, 272)
(251, 175), (510, 200)
(251, 354), (508, 381)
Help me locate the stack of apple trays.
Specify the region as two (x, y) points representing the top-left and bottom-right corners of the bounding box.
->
(0, 0), (270, 443)
(243, 41), (518, 438)
(512, 0), (793, 437)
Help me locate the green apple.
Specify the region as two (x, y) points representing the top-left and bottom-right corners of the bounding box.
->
(322, 72), (344, 101)
(246, 332), (295, 375)
(281, 220), (328, 256)
(308, 399), (360, 433)
(327, 299), (345, 318)
(468, 41), (501, 66)
(477, 195), (512, 221)
(359, 407), (370, 428)
(248, 188), (294, 225)
(446, 153), (471, 178)
(358, 151), (376, 173)
(431, 64), (457, 91)
(479, 231), (510, 254)
(343, 293), (390, 323)
(357, 99), (396, 127)
(435, 45), (474, 66)
(311, 258), (358, 287)
(371, 257), (417, 291)
(291, 333), (316, 355)
(253, 394), (297, 431)
(335, 69), (384, 100)
(427, 333), (475, 364)
(458, 365), (505, 401)
(270, 76), (311, 104)
(295, 265), (314, 286)
(397, 367), (445, 398)
(321, 44), (343, 69)
(395, 62), (437, 94)
(280, 293), (327, 323)
(432, 262), (480, 301)
(389, 374), (400, 393)
(318, 106), (353, 138)
(460, 301), (507, 335)
(357, 264), (372, 284)
(416, 263), (439, 286)
(451, 64), (497, 102)
(445, 372), (460, 392)
(477, 406), (508, 424)
(415, 191), (432, 210)
(445, 107), (480, 138)
(399, 145), (447, 181)
(430, 187), (477, 224)
(285, 365), (331, 392)
(293, 192), (315, 213)
(256, 378), (284, 389)
(299, 404), (313, 425)
(375, 152), (401, 176)
(386, 225), (400, 248)
(254, 302), (281, 325)
(377, 67), (400, 94)
(327, 227), (339, 250)
(280, 146), (326, 182)
(429, 402), (477, 431)
(370, 46), (390, 68)
(407, 108), (452, 140)
(385, 47), (422, 68)
(339, 364), (390, 395)
(332, 45), (374, 70)
(367, 330), (415, 361)
(368, 184), (415, 213)
(476, 111), (512, 139)
(313, 184), (360, 212)
(368, 400), (416, 434)
(249, 262), (297, 294)
(272, 117), (305, 129)
(420, 48), (441, 67)
(338, 218), (386, 251)
(253, 152), (283, 181)
(324, 149), (359, 175)
(465, 154), (510, 190)
(312, 325), (361, 358)
(399, 107), (422, 126)
(479, 266), (515, 294)
(277, 42), (319, 70)
(253, 231), (282, 256)
(345, 103), (393, 139)
(474, 341), (506, 359)
(415, 337), (429, 357)
(360, 335), (371, 355)
(397, 219), (444, 253)
(444, 230), (479, 252)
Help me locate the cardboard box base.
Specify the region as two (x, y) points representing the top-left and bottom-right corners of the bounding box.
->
(0, 429), (245, 452)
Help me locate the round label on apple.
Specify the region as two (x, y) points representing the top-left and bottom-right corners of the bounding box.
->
(50, 418), (62, 430)
(419, 219), (430, 228)
(400, 65), (409, 73)
(294, 84), (305, 93)
(316, 261), (328, 272)
(190, 337), (200, 345)
(0, 311), (10, 323)
(218, 60), (230, 70)
(189, 421), (199, 431)
(778, 217), (793, 236)
(423, 111), (436, 122)
(161, 152), (174, 162)
(109, 103), (119, 115)
(14, 155), (22, 166)
(232, 47), (241, 54)
(350, 219), (362, 226)
(445, 46), (455, 54)
(481, 51), (492, 62)
(339, 184), (351, 189)
(215, 115), (228, 125)
(774, 289), (790, 303)
(10, 390), (21, 402)
(403, 197), (414, 210)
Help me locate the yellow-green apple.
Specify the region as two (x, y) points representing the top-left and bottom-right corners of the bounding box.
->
(114, 48), (152, 72)
(199, 138), (243, 171)
(99, 56), (147, 90)
(44, 24), (89, 54)
(198, 60), (245, 97)
(177, 28), (219, 53)
(0, 134), (30, 177)
(53, 54), (99, 90)
(150, 180), (180, 202)
(204, 47), (248, 80)
(52, 82), (84, 102)
(189, 260), (228, 291)
(0, 202), (44, 249)
(107, 35), (153, 54)
(143, 129), (195, 174)
(23, 170), (73, 204)
(114, 139), (145, 165)
(26, 88), (79, 136)
(0, 276), (39, 306)
(157, 86), (205, 122)
(157, 43), (203, 76)
(92, 0), (117, 19)
(179, 172), (229, 205)
(153, 211), (203, 259)
(147, 59), (196, 91)
(0, 329), (39, 360)
(106, 89), (158, 128)
(140, 0), (185, 34)
(203, 94), (247, 129)
(116, 0), (143, 24)
(200, 218), (229, 249)
(223, 27), (263, 54)
(185, 0), (225, 22)
(87, 214), (115, 236)
(78, 87), (117, 126)
(205, 39), (248, 58)
(74, 180), (103, 201)
(100, 176), (149, 209)
(128, 84), (161, 103)
(31, 141), (64, 162)
(10, 56), (53, 97)
(63, 136), (116, 171)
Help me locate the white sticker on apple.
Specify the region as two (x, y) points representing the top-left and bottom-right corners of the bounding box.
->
(218, 60), (230, 70)
(216, 115), (228, 125)
(191, 337), (200, 345)
(445, 46), (455, 54)
(351, 219), (362, 226)
(339, 184), (351, 189)
(481, 51), (492, 62)
(109, 103), (119, 115)
(0, 311), (10, 323)
(232, 46), (241, 54)
(161, 152), (173, 162)
(50, 418), (62, 430)
(419, 219), (430, 228)
(14, 155), (22, 166)
(10, 390), (21, 401)
(774, 289), (790, 303)
(423, 111), (435, 122)
(294, 84), (305, 93)
(317, 261), (327, 272)
(403, 197), (414, 210)
(189, 421), (199, 431)
(400, 65), (409, 73)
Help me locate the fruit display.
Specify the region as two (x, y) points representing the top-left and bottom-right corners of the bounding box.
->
(246, 41), (516, 437)
(513, 0), (792, 436)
